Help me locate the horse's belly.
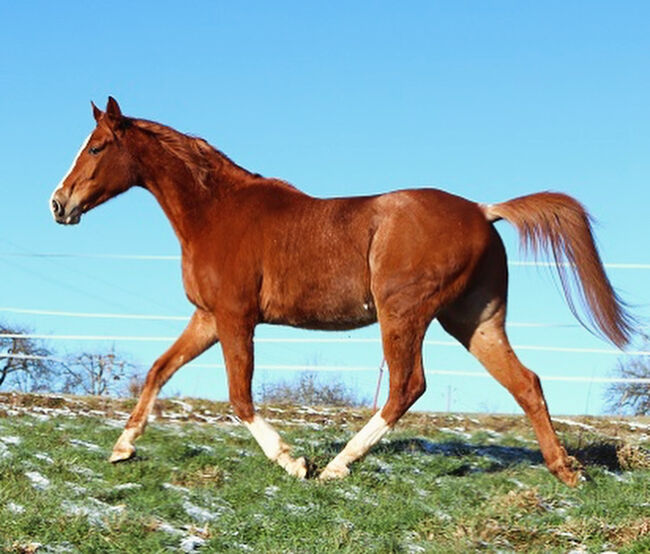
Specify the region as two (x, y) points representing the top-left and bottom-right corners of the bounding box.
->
(260, 279), (376, 330)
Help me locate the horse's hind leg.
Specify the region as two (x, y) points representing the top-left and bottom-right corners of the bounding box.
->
(439, 305), (581, 486)
(110, 309), (218, 462)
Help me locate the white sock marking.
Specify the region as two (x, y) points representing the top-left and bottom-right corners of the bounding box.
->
(244, 415), (285, 461)
(325, 411), (391, 472)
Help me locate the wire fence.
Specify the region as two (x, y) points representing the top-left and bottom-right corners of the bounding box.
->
(1, 253), (648, 393)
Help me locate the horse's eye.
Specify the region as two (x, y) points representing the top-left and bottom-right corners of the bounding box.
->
(88, 145), (104, 155)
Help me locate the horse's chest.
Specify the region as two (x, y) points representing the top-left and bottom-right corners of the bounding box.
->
(181, 257), (218, 310)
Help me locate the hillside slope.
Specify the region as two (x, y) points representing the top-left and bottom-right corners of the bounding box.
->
(1, 393), (649, 552)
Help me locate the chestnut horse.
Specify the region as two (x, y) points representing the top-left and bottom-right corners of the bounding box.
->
(50, 97), (633, 486)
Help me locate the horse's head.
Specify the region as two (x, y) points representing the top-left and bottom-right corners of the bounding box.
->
(50, 97), (138, 225)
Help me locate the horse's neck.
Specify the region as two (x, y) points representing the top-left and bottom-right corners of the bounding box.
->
(138, 144), (259, 249)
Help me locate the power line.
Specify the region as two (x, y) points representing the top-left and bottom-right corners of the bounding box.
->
(0, 307), (586, 328)
(1, 353), (648, 383)
(1, 332), (649, 356)
(0, 253), (180, 261)
(0, 307), (190, 322)
(1, 252), (649, 269)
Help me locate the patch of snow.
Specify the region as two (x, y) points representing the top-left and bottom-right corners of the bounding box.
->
(163, 482), (190, 494)
(103, 419), (126, 428)
(25, 470), (50, 490)
(170, 399), (194, 412)
(113, 482), (142, 491)
(39, 542), (77, 553)
(34, 453), (54, 464)
(72, 465), (103, 479)
(6, 502), (25, 514)
(69, 438), (102, 452)
(438, 427), (472, 439)
(180, 535), (206, 552)
(156, 521), (184, 536)
(338, 484), (361, 501)
(264, 485), (279, 498)
(0, 435), (21, 445)
(182, 500), (220, 523)
(434, 510), (452, 522)
(603, 469), (631, 483)
(551, 418), (595, 431)
(65, 482), (88, 495)
(369, 458), (392, 474)
(186, 442), (214, 454)
(284, 502), (315, 514)
(0, 442), (10, 459)
(61, 498), (124, 528)
(508, 478), (526, 489)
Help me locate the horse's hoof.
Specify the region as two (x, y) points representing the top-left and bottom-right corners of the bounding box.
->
(319, 464), (350, 481)
(109, 444), (136, 463)
(551, 455), (583, 487)
(289, 456), (308, 479)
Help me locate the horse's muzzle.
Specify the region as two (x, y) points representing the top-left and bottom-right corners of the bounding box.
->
(50, 192), (81, 225)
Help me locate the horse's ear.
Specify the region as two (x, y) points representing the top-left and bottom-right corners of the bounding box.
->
(104, 96), (125, 132)
(106, 96), (123, 119)
(91, 101), (103, 123)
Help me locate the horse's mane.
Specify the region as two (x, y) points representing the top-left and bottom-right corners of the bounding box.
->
(132, 118), (268, 192)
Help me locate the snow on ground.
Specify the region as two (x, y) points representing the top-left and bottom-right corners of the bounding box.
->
(182, 500), (222, 523)
(69, 438), (103, 452)
(7, 502), (25, 514)
(34, 453), (54, 464)
(163, 482), (191, 494)
(61, 498), (125, 528)
(25, 470), (50, 490)
(113, 482), (143, 491)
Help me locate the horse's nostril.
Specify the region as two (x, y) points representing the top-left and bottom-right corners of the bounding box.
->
(51, 198), (62, 216)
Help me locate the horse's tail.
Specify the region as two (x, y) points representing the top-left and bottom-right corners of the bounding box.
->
(481, 192), (634, 348)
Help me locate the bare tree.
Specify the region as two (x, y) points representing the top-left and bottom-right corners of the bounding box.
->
(61, 347), (134, 396)
(606, 352), (650, 415)
(0, 323), (59, 392)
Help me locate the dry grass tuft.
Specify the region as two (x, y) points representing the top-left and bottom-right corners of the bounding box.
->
(617, 443), (650, 470)
(559, 516), (650, 547)
(493, 487), (549, 513)
(172, 465), (224, 488)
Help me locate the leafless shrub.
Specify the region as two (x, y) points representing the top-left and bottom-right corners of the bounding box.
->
(257, 372), (367, 407)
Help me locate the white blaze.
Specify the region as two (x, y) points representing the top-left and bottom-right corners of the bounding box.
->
(50, 134), (91, 213)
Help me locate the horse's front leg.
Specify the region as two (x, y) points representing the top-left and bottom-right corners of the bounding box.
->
(219, 321), (307, 479)
(110, 309), (218, 462)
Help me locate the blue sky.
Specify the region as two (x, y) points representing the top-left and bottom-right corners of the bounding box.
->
(1, 2), (648, 414)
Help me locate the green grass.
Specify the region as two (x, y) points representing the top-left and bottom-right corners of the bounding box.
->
(0, 397), (649, 553)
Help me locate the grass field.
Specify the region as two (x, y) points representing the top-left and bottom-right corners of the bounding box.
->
(0, 393), (649, 553)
